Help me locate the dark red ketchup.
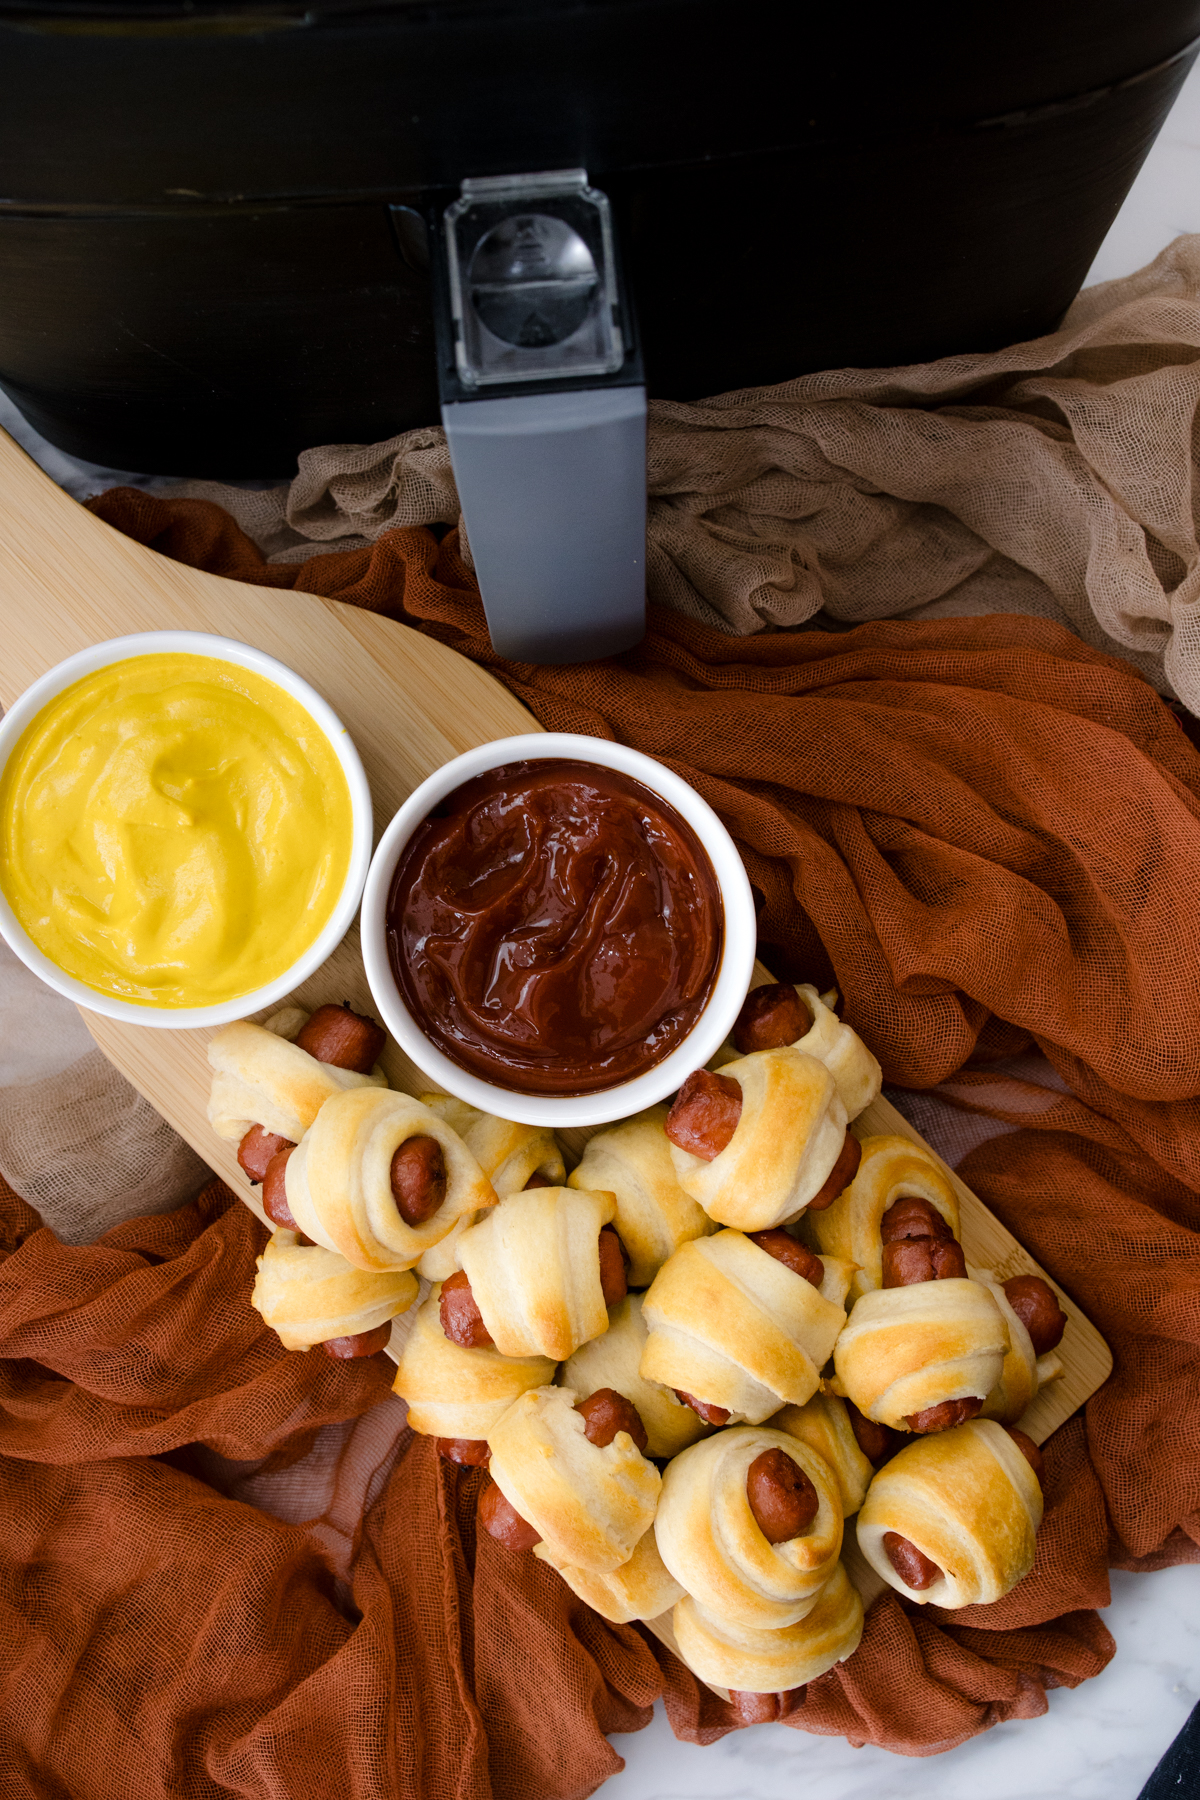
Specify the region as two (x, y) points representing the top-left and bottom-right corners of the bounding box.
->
(386, 759), (723, 1096)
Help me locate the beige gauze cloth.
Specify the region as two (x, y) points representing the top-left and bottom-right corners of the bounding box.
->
(170, 235), (1200, 711)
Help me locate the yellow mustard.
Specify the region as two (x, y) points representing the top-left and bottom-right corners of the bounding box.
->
(0, 652), (354, 1008)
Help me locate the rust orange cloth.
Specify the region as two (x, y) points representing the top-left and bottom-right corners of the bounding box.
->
(0, 489), (1195, 1794)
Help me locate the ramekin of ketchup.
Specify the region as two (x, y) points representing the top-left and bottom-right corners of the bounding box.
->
(360, 734), (756, 1128)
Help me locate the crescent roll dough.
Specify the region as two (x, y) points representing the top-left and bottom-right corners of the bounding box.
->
(567, 1104), (714, 1287)
(807, 1135), (960, 1301)
(207, 1011), (387, 1144)
(640, 1232), (853, 1425)
(654, 1427), (844, 1628)
(559, 1294), (712, 1459)
(457, 1185), (618, 1360)
(669, 1047), (848, 1231)
(534, 1525), (685, 1624)
(832, 1279), (1010, 1431)
(774, 1393), (875, 1517)
(251, 1228), (417, 1351)
(789, 985), (883, 1120)
(857, 1417), (1044, 1607)
(488, 1385), (661, 1574)
(415, 1096), (564, 1282)
(392, 1284), (555, 1439)
(285, 1086), (497, 1272)
(672, 1561), (863, 1693)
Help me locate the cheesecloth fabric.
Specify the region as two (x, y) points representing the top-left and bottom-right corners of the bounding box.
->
(166, 234), (1200, 711)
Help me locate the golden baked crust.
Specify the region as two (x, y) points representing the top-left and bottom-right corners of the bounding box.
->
(488, 1385), (661, 1574)
(251, 1228), (417, 1351)
(415, 1096), (564, 1282)
(457, 1185), (617, 1360)
(284, 1086), (497, 1272)
(806, 1134), (960, 1300)
(669, 1047), (849, 1231)
(639, 1231), (852, 1424)
(857, 1417), (1044, 1607)
(559, 1293), (711, 1460)
(653, 1426), (844, 1629)
(207, 1012), (386, 1144)
(970, 1267), (1040, 1426)
(534, 1525), (684, 1624)
(392, 1285), (555, 1439)
(773, 1392), (875, 1517)
(568, 1103), (714, 1287)
(791, 986), (883, 1121)
(672, 1562), (863, 1692)
(831, 1278), (1009, 1430)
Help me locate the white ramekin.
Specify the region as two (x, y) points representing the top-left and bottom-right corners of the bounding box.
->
(361, 731), (756, 1129)
(0, 630), (373, 1029)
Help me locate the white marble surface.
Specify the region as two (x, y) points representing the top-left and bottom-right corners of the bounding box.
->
(607, 1567), (1200, 1799)
(5, 48), (1200, 1799)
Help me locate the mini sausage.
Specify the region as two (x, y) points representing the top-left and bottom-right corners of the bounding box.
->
(523, 1171), (556, 1190)
(674, 1389), (731, 1427)
(262, 1145), (301, 1232)
(805, 1131), (863, 1212)
(478, 1477), (542, 1551)
(575, 1387), (649, 1453)
(729, 1687), (805, 1725)
(747, 1229), (824, 1289)
(436, 1437), (492, 1468)
(732, 982), (813, 1056)
(598, 1225), (629, 1308)
(665, 1069), (743, 1160)
(880, 1195), (955, 1244)
(321, 1323), (393, 1358)
(1006, 1427), (1044, 1481)
(294, 1002), (387, 1075)
(1002, 1275), (1067, 1357)
(846, 1399), (903, 1468)
(746, 1447), (820, 1543)
(439, 1271), (494, 1349)
(881, 1235), (967, 1287)
(238, 1124), (295, 1186)
(883, 1530), (942, 1590)
(390, 1134), (447, 1227)
(903, 1396), (983, 1434)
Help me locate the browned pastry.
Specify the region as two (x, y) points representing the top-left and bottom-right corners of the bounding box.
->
(665, 1047), (849, 1232)
(392, 1284), (554, 1441)
(559, 1293), (713, 1460)
(640, 1230), (853, 1425)
(807, 1135), (960, 1301)
(729, 983), (882, 1120)
(485, 1386), (661, 1573)
(455, 1186), (623, 1361)
(858, 1418), (1044, 1608)
(654, 1427), (843, 1628)
(671, 1562), (863, 1692)
(208, 1006), (387, 1150)
(567, 1104), (715, 1288)
(251, 1228), (417, 1353)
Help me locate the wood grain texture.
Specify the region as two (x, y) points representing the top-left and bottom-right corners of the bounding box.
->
(0, 423), (1111, 1666)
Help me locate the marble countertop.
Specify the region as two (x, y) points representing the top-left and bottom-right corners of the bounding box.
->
(5, 47), (1200, 1800)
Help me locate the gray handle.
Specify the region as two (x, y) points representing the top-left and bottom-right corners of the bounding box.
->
(442, 386), (647, 664)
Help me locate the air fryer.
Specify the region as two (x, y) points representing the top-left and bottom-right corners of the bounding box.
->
(0, 0), (1197, 658)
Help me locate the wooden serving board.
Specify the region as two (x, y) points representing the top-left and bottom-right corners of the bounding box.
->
(0, 425), (1111, 1650)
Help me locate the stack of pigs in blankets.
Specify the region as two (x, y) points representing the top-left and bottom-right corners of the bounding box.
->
(205, 981), (1068, 1721)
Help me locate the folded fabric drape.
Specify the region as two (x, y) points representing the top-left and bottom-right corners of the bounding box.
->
(166, 235), (1200, 709)
(0, 498), (1196, 1794)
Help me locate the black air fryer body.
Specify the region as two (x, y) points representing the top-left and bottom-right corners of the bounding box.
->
(0, 0), (1197, 474)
